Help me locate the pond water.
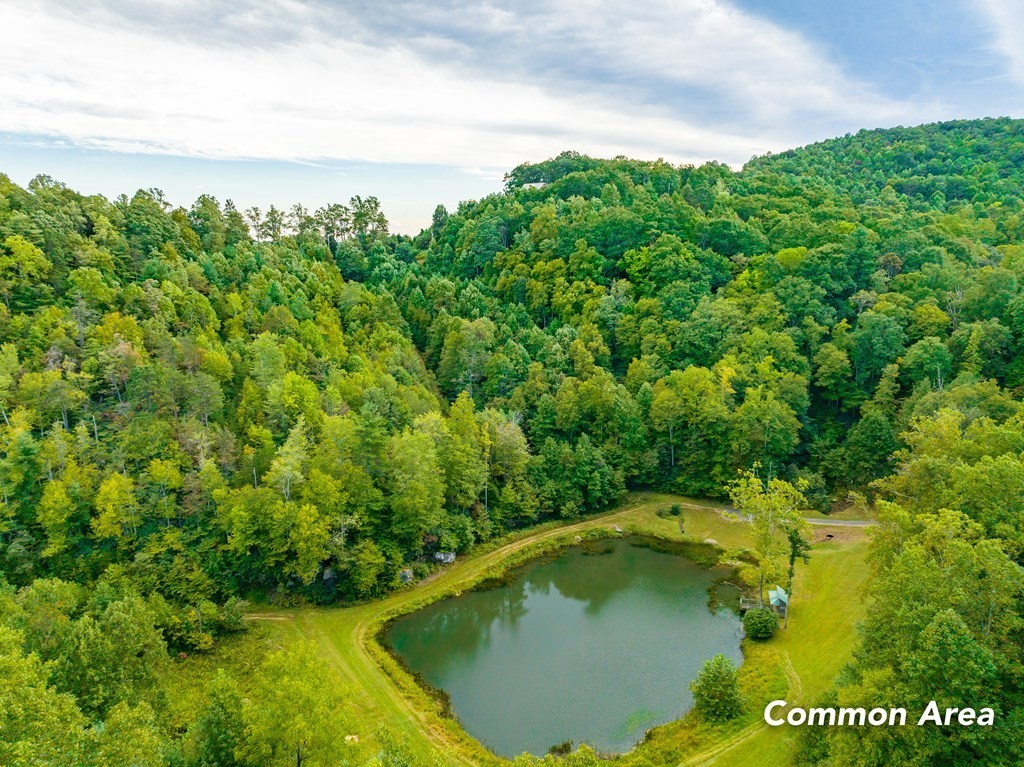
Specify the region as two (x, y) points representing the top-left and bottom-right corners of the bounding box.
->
(386, 538), (743, 757)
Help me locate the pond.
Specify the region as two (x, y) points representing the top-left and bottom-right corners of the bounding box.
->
(385, 538), (743, 757)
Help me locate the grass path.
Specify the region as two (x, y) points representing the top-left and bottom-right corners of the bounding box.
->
(251, 494), (686, 763)
(247, 493), (871, 767)
(709, 538), (871, 767)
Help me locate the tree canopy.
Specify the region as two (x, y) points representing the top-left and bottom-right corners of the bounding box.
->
(3, 118), (1024, 764)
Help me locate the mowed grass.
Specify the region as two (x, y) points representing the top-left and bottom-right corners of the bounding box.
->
(707, 538), (871, 767)
(179, 493), (870, 767)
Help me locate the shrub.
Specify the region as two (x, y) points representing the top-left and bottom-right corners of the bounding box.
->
(743, 607), (779, 640)
(656, 504), (683, 519)
(547, 740), (573, 756)
(690, 654), (742, 722)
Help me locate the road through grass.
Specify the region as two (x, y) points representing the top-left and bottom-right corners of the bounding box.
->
(247, 493), (871, 766)
(703, 537), (871, 767)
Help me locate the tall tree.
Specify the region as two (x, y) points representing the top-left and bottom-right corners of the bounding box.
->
(729, 471), (809, 607)
(241, 642), (350, 767)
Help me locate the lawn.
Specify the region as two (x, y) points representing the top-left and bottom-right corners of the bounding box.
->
(698, 538), (871, 767)
(183, 492), (871, 766)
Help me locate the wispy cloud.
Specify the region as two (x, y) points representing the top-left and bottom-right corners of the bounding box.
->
(979, 0), (1024, 85)
(0, 1), (946, 171)
(386, 0), (919, 124)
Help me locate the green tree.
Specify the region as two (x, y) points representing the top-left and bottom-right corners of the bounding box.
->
(848, 311), (906, 388)
(185, 670), (246, 767)
(90, 702), (163, 767)
(902, 336), (953, 389)
(350, 539), (387, 599)
(51, 595), (165, 717)
(729, 388), (801, 475)
(813, 342), (853, 408)
(386, 429), (444, 548)
(92, 473), (139, 544)
(265, 418), (309, 502)
(241, 642), (350, 767)
(438, 393), (488, 510)
(0, 235), (51, 310)
(826, 510), (1024, 766)
(742, 608), (778, 640)
(690, 654), (742, 722)
(650, 366), (730, 492)
(36, 479), (77, 558)
(145, 457), (182, 525)
(437, 318), (495, 399)
(729, 471), (809, 607)
(0, 626), (87, 767)
(837, 408), (899, 488)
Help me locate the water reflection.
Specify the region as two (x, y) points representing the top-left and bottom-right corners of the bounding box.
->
(387, 539), (742, 758)
(527, 544), (693, 616)
(392, 584), (530, 673)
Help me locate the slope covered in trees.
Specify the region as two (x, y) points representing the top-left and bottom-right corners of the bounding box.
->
(2, 117), (1024, 765)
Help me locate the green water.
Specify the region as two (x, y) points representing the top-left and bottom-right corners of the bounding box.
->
(386, 539), (743, 757)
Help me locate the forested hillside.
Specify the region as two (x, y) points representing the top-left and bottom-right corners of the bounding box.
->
(3, 117), (1024, 765)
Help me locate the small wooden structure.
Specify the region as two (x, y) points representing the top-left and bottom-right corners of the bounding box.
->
(768, 587), (789, 618)
(739, 586), (789, 616)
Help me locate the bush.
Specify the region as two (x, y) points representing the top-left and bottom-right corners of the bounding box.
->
(743, 607), (779, 640)
(690, 654), (742, 722)
(656, 504), (683, 519)
(547, 740), (573, 756)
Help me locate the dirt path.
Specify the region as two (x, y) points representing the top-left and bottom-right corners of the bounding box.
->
(248, 494), (850, 767)
(256, 501), (654, 766)
(804, 518), (874, 527)
(676, 499), (874, 529)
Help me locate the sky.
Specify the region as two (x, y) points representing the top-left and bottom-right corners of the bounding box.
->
(1, 0), (1022, 233)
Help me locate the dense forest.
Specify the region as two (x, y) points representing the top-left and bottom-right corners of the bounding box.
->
(3, 117), (1024, 765)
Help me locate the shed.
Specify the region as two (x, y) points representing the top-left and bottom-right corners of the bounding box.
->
(768, 587), (789, 616)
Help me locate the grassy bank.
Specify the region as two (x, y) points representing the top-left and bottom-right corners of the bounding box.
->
(172, 493), (870, 766)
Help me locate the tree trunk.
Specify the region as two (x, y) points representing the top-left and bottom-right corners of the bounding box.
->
(785, 572), (793, 628)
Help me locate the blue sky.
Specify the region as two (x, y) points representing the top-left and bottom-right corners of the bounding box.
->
(1, 0), (1022, 232)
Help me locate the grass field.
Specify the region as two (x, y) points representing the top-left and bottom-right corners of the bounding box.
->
(181, 493), (871, 767)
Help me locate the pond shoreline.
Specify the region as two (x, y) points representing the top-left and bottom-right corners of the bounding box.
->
(237, 493), (868, 767)
(371, 524), (747, 759)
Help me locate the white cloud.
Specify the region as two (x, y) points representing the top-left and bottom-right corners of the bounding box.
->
(423, 0), (917, 124)
(979, 0), (1024, 84)
(0, 1), (931, 171)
